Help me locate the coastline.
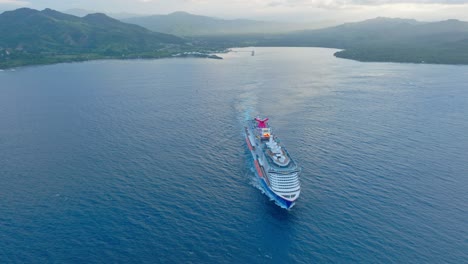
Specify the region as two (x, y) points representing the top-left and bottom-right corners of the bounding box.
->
(3, 47), (468, 70)
(0, 50), (227, 70)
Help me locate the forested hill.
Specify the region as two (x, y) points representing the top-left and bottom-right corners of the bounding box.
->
(2, 9), (468, 67)
(0, 8), (186, 68)
(199, 17), (468, 65)
(278, 17), (468, 64)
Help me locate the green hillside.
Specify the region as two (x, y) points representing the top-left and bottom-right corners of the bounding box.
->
(0, 8), (187, 68)
(197, 17), (468, 65)
(2, 8), (468, 67)
(322, 18), (468, 64)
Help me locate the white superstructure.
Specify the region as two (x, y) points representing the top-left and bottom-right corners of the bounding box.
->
(245, 117), (301, 208)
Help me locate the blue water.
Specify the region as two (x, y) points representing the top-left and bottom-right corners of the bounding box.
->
(1, 47), (467, 263)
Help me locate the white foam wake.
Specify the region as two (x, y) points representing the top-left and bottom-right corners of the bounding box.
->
(235, 83), (260, 123)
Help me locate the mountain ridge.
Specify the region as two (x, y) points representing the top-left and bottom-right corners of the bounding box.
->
(122, 12), (314, 36)
(196, 16), (468, 64)
(0, 8), (190, 68)
(2, 8), (468, 67)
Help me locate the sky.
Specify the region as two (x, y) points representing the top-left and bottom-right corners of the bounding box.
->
(1, 0), (468, 24)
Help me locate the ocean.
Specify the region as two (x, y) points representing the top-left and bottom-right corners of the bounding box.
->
(1, 47), (467, 263)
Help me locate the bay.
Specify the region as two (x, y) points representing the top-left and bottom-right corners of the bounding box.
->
(1, 47), (467, 263)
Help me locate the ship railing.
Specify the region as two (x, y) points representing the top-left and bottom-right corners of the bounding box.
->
(266, 160), (300, 172)
(267, 163), (300, 171)
(262, 144), (297, 163)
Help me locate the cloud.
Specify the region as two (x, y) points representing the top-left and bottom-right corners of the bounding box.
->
(0, 0), (28, 5)
(267, 0), (468, 9)
(1, 0), (468, 23)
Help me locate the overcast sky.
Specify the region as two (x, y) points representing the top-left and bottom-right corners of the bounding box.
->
(1, 0), (468, 24)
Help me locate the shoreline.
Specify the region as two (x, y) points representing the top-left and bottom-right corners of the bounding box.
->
(0, 50), (227, 70)
(2, 47), (468, 70)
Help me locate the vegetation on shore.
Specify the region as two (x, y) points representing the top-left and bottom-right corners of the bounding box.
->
(194, 17), (468, 65)
(1, 8), (468, 68)
(0, 8), (221, 69)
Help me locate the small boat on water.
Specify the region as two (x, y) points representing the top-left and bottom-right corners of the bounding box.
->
(244, 117), (301, 208)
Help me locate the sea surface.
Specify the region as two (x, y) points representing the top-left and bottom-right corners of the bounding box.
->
(1, 47), (467, 263)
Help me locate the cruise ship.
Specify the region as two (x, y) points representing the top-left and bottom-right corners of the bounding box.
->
(245, 117), (301, 208)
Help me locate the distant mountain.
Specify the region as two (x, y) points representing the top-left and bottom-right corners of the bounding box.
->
(64, 8), (145, 19)
(122, 11), (310, 36)
(282, 17), (468, 64)
(0, 8), (186, 68)
(62, 8), (95, 17)
(2, 9), (467, 67)
(258, 17), (427, 48)
(199, 17), (468, 64)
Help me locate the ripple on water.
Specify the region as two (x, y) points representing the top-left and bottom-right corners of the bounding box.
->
(0, 48), (467, 263)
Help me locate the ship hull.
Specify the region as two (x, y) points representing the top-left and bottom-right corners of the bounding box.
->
(257, 176), (295, 209)
(245, 127), (297, 209)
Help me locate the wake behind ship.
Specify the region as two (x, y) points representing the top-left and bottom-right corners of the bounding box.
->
(245, 117), (301, 208)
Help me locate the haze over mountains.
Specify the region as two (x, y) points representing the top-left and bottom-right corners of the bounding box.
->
(198, 17), (468, 64)
(1, 7), (468, 68)
(297, 17), (468, 64)
(122, 12), (317, 36)
(64, 8), (145, 20)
